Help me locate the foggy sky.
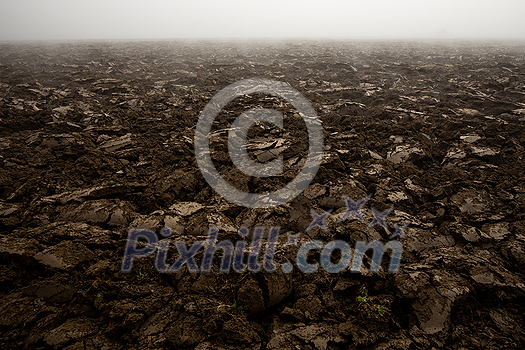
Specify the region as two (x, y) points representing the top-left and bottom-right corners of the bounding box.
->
(1, 0), (524, 41)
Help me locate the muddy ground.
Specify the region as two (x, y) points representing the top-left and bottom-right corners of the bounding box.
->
(1, 39), (525, 349)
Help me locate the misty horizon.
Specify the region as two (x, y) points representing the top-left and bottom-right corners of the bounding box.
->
(1, 0), (525, 42)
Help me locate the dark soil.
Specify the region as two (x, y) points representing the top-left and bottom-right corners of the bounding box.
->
(1, 39), (525, 349)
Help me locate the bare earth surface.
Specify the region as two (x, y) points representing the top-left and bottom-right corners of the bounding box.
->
(1, 40), (525, 349)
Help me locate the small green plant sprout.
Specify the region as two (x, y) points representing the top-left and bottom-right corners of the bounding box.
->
(357, 295), (368, 303)
(217, 299), (246, 314)
(13, 279), (22, 287)
(136, 266), (144, 279)
(231, 299), (246, 314)
(377, 305), (385, 316)
(357, 285), (368, 303)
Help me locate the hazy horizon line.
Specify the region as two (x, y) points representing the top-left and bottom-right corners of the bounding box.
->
(2, 36), (525, 45)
